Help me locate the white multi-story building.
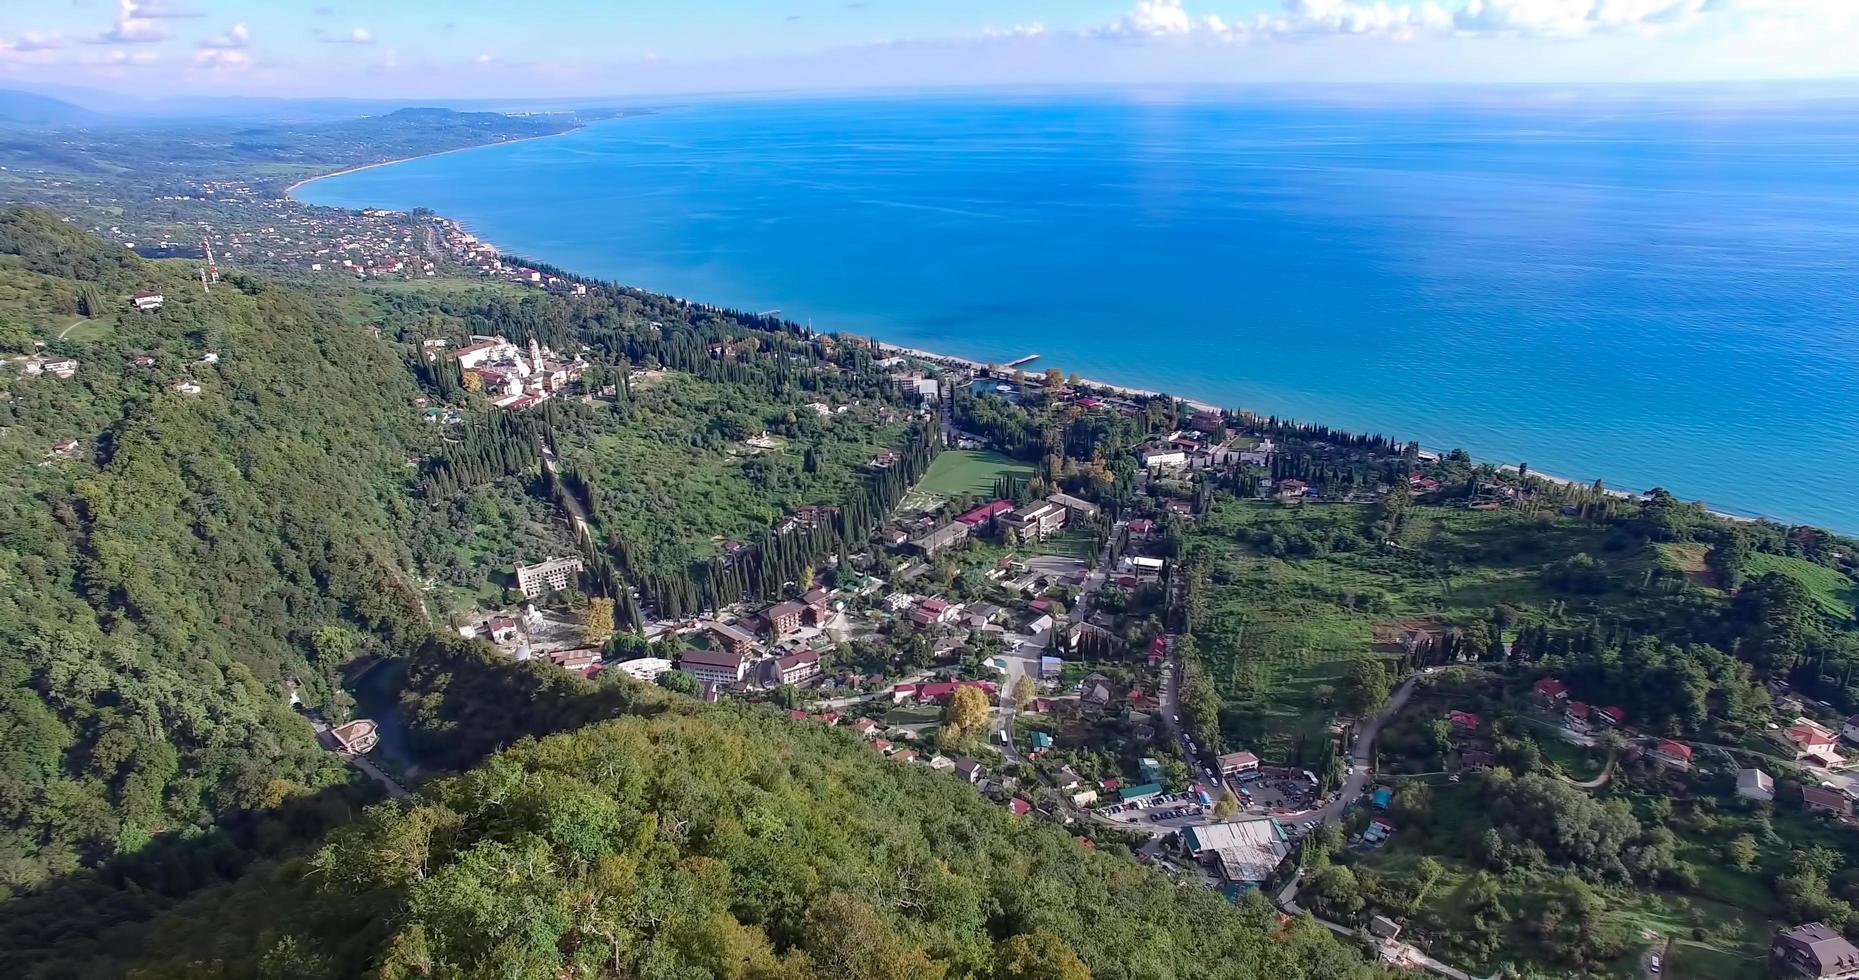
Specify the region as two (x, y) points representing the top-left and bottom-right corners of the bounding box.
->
(515, 556), (583, 599)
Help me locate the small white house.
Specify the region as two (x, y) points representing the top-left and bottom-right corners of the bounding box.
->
(1736, 768), (1774, 803)
(131, 291), (164, 312)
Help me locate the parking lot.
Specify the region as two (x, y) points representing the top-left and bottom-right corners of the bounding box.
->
(1097, 792), (1206, 829)
(1236, 775), (1317, 813)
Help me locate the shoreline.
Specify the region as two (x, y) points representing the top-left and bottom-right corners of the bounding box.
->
(881, 338), (1781, 526)
(283, 124), (1814, 535)
(872, 341), (1223, 415)
(282, 124), (588, 200)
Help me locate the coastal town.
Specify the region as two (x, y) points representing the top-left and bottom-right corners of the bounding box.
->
(10, 224), (1859, 978)
(6, 103), (1858, 977)
(386, 334), (1859, 979)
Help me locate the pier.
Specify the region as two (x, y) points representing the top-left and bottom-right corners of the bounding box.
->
(1004, 354), (1040, 368)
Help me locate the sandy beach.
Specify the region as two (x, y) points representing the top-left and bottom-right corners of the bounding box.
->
(873, 340), (1223, 414)
(283, 125), (585, 199)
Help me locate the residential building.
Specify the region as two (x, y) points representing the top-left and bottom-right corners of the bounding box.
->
(1597, 705), (1627, 727)
(1040, 655), (1063, 680)
(909, 597), (956, 628)
(1804, 785), (1854, 817)
(1563, 701), (1592, 730)
(131, 291), (164, 311)
(708, 622), (758, 657)
(801, 587), (832, 624)
(1138, 445), (1187, 470)
(1000, 501), (1068, 542)
(1786, 720), (1847, 767)
(1447, 710), (1481, 732)
(515, 556), (583, 599)
(955, 499), (1015, 527)
(545, 648), (602, 673)
(1127, 518), (1156, 537)
(893, 375), (940, 404)
(772, 650), (821, 686)
(908, 521), (970, 557)
(1533, 677), (1569, 706)
(328, 719), (379, 754)
(764, 601), (806, 637)
(1649, 738), (1694, 770)
(486, 617), (521, 644)
(1045, 492), (1101, 521)
(452, 336), (513, 370)
(1182, 819), (1292, 887)
(1218, 751), (1261, 779)
(678, 649), (748, 687)
(1774, 923), (1859, 979)
(1737, 767), (1775, 803)
(612, 657), (674, 683)
(1119, 782), (1164, 803)
(954, 758), (986, 783)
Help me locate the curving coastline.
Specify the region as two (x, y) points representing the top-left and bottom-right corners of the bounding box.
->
(283, 124), (586, 199)
(287, 120), (1844, 534)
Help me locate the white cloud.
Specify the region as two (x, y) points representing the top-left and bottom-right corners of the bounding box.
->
(317, 26), (374, 44)
(198, 22), (250, 50)
(79, 47), (161, 66)
(475, 52), (495, 64)
(1452, 0), (1706, 37)
(95, 1), (170, 44)
(1107, 0), (1197, 36)
(1085, 0), (1851, 42)
(194, 48), (251, 69)
(984, 22), (1048, 39)
(0, 31), (64, 53)
(133, 1), (204, 18)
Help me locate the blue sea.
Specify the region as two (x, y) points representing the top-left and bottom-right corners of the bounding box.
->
(297, 91), (1859, 531)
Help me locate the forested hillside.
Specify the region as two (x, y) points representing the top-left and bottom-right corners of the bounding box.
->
(111, 704), (1367, 980)
(0, 214), (1373, 978)
(0, 208), (431, 894)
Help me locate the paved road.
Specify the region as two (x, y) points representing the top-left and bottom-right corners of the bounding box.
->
(538, 442), (592, 546)
(994, 639), (1040, 763)
(1310, 674), (1419, 826)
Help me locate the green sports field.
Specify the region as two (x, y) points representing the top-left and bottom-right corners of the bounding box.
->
(916, 449), (1034, 498)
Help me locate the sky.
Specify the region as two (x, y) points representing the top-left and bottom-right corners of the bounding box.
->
(3, 1), (1858, 100)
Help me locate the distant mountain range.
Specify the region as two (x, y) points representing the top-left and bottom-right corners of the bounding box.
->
(0, 84), (643, 127)
(0, 90), (98, 126)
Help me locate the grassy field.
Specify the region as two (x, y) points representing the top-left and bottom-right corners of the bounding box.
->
(51, 316), (109, 342)
(1537, 735), (1607, 782)
(1746, 552), (1858, 621)
(884, 705), (942, 727)
(1185, 501), (1661, 760)
(1357, 782), (1771, 980)
(1033, 526), (1097, 560)
(915, 449), (1034, 499)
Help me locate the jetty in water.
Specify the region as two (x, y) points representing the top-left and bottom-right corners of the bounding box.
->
(1004, 354), (1040, 368)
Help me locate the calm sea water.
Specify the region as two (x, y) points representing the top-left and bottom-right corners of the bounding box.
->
(298, 92), (1859, 531)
